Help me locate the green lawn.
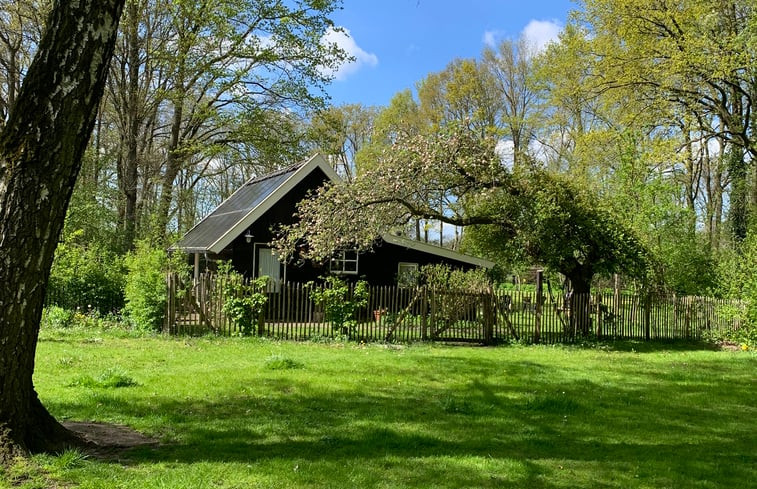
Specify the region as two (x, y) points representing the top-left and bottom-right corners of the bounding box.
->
(6, 326), (755, 488)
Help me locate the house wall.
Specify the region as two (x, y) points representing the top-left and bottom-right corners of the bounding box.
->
(227, 167), (330, 279)
(354, 242), (479, 285)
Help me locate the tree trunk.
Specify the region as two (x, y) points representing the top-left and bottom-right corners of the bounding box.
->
(566, 268), (593, 338)
(122, 0), (141, 251)
(155, 78), (186, 242)
(727, 148), (749, 242)
(0, 0), (124, 460)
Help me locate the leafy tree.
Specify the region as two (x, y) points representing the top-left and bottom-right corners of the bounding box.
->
(0, 0), (125, 459)
(277, 125), (649, 333)
(150, 0), (348, 242)
(307, 103), (379, 181)
(536, 20), (725, 290)
(481, 37), (543, 167)
(573, 0), (757, 241)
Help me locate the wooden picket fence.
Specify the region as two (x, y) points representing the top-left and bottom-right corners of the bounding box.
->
(165, 272), (743, 344)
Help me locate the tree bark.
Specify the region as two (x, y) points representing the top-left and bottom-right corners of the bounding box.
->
(0, 0), (124, 460)
(123, 0), (141, 251)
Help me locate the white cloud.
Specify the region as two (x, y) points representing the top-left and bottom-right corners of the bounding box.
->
(482, 30), (503, 48)
(521, 19), (562, 53)
(320, 27), (378, 81)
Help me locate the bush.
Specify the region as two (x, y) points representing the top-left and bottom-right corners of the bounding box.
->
(124, 240), (187, 331)
(47, 236), (126, 313)
(307, 275), (368, 336)
(218, 261), (269, 336)
(42, 306), (75, 329)
(717, 228), (757, 349)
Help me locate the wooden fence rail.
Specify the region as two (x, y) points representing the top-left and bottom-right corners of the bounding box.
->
(165, 273), (743, 344)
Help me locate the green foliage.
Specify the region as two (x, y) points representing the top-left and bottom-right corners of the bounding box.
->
(306, 275), (368, 335)
(41, 306), (75, 329)
(463, 166), (650, 289)
(282, 125), (649, 300)
(218, 261), (269, 336)
(717, 227), (757, 349)
(47, 233), (126, 313)
(420, 264), (490, 291)
(124, 240), (187, 331)
(62, 156), (121, 251)
(40, 306), (127, 334)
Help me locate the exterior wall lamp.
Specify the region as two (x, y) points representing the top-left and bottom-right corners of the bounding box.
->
(244, 229), (253, 243)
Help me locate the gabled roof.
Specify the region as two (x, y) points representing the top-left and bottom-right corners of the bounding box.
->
(379, 233), (494, 268)
(172, 153), (493, 268)
(172, 154), (338, 253)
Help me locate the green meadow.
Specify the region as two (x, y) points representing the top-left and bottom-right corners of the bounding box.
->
(4, 325), (755, 488)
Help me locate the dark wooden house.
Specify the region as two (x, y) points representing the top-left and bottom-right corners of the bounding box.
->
(171, 154), (493, 285)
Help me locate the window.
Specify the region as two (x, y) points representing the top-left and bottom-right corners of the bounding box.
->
(397, 262), (419, 287)
(330, 249), (359, 275)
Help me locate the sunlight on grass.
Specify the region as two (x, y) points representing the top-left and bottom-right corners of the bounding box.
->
(23, 332), (757, 488)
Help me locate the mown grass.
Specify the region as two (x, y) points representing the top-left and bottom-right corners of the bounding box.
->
(7, 325), (755, 488)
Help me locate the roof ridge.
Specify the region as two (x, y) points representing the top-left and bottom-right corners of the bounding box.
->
(245, 160), (307, 186)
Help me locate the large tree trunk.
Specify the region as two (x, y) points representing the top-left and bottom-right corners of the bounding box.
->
(123, 0), (141, 251)
(0, 0), (124, 460)
(566, 267), (593, 338)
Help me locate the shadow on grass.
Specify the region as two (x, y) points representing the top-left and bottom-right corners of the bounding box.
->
(45, 360), (756, 488)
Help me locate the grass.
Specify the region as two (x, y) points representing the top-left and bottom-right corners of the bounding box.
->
(7, 325), (755, 488)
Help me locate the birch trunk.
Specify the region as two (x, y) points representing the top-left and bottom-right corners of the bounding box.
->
(0, 0), (124, 459)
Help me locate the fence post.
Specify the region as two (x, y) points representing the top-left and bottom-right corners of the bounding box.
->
(421, 287), (428, 341)
(534, 270), (543, 344)
(595, 292), (602, 339)
(483, 289), (495, 345)
(165, 272), (173, 335)
(644, 292), (651, 341)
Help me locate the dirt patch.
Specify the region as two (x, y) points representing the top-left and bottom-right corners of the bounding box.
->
(63, 422), (159, 459)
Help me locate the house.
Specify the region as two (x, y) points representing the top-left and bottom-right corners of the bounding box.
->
(171, 154), (493, 285)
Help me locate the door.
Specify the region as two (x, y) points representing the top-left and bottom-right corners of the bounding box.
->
(257, 247), (282, 292)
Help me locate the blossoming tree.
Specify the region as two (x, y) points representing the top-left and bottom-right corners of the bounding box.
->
(276, 125), (650, 334)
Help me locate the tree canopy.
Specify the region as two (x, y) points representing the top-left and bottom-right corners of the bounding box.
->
(275, 125), (650, 296)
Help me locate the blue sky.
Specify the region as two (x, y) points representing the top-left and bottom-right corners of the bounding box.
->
(322, 0), (576, 107)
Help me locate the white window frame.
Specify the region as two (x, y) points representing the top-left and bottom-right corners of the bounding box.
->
(330, 249), (359, 275)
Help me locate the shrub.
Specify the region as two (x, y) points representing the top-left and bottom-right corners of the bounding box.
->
(42, 306), (75, 329)
(218, 261), (269, 336)
(124, 240), (188, 331)
(47, 236), (126, 313)
(420, 264), (491, 291)
(717, 228), (757, 349)
(306, 275), (368, 336)
(419, 264), (491, 329)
